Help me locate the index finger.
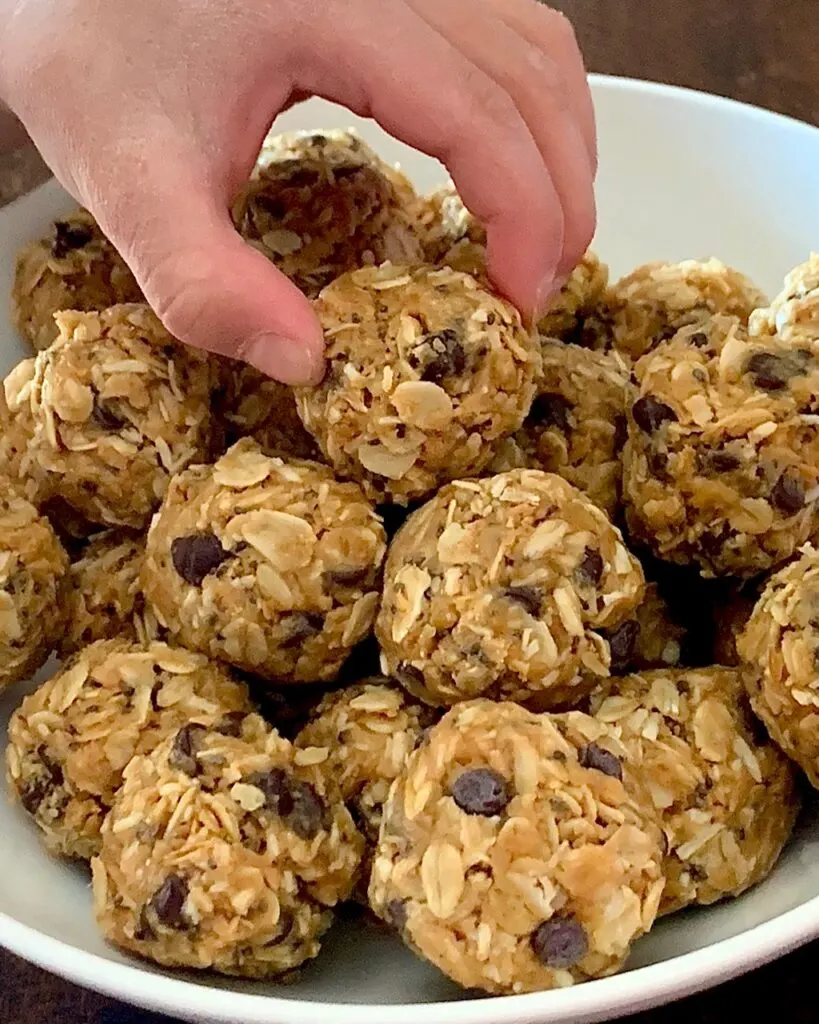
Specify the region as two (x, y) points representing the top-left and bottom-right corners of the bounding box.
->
(297, 0), (566, 315)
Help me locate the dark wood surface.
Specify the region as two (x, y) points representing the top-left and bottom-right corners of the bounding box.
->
(4, 1), (819, 1020)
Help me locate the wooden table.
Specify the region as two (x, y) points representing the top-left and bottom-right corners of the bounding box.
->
(3, 0), (819, 1020)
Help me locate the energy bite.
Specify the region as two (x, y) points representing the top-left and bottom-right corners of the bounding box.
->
(419, 184), (610, 348)
(13, 208), (142, 352)
(738, 545), (819, 788)
(369, 701), (665, 995)
(218, 361), (321, 461)
(750, 254), (819, 346)
(0, 483), (68, 689)
(142, 439), (387, 683)
(233, 129), (424, 298)
(295, 678), (434, 843)
(587, 667), (799, 913)
(295, 263), (540, 504)
(599, 258), (766, 361)
(623, 315), (819, 577)
(376, 470), (645, 708)
(93, 711), (363, 978)
(5, 639), (252, 860)
(488, 342), (632, 517)
(57, 529), (159, 659)
(5, 305), (216, 528)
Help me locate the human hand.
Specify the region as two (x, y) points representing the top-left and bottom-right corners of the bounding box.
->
(0, 0), (596, 383)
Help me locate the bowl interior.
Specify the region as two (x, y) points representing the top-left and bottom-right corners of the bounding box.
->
(1, 78), (819, 1023)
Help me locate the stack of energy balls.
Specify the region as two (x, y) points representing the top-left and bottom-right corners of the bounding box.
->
(1, 127), (816, 996)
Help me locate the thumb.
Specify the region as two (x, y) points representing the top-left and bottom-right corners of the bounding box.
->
(93, 171), (325, 385)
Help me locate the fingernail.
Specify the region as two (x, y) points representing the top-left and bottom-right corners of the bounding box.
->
(536, 273), (568, 321)
(245, 334), (325, 386)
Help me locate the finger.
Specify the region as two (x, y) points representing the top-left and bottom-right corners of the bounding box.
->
(91, 160), (325, 384)
(409, 0), (595, 289)
(278, 89), (312, 116)
(489, 0), (597, 175)
(298, 1), (565, 316)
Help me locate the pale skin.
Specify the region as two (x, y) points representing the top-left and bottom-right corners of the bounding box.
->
(0, 0), (596, 384)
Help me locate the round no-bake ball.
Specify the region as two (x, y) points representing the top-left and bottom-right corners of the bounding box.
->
(377, 470), (645, 708)
(296, 263), (541, 504)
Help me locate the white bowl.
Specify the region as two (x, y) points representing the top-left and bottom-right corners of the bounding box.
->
(1, 75), (819, 1024)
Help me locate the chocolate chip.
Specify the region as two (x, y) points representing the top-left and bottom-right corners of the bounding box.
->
(632, 396), (678, 434)
(215, 711), (246, 737)
(688, 863), (707, 882)
(168, 724), (207, 776)
(531, 918), (588, 969)
(322, 566), (371, 588)
(385, 898), (409, 932)
(171, 532), (230, 586)
(579, 743), (623, 780)
(419, 329), (466, 384)
(19, 779), (49, 815)
(246, 768), (326, 839)
(771, 473), (806, 515)
(575, 548), (604, 587)
(287, 777), (326, 839)
(529, 392), (572, 432)
(697, 449), (741, 473)
(247, 767), (293, 815)
(280, 613), (324, 647)
(149, 875), (188, 929)
(450, 768), (511, 816)
(504, 586), (542, 616)
(19, 747), (64, 815)
(745, 350), (812, 390)
(92, 397), (126, 431)
(52, 220), (94, 258)
(689, 331), (709, 347)
(604, 619), (640, 672)
(395, 662), (425, 692)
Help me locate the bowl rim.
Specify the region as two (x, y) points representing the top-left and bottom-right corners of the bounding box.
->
(3, 72), (819, 1024)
